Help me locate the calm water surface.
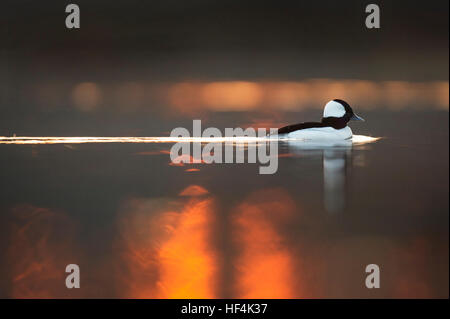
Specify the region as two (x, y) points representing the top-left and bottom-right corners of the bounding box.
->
(0, 110), (448, 298)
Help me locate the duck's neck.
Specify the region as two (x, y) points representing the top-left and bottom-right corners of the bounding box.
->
(321, 117), (348, 129)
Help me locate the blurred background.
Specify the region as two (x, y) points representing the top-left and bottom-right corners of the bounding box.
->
(0, 0), (448, 135)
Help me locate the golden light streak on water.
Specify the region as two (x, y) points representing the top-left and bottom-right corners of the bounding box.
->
(0, 135), (380, 145)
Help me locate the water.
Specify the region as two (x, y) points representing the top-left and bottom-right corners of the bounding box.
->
(0, 110), (448, 298)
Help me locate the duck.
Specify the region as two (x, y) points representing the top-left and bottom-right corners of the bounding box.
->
(275, 99), (364, 140)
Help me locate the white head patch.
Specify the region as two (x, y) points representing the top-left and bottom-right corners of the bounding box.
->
(323, 100), (346, 118)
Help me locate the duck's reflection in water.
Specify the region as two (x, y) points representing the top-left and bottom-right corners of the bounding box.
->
(323, 148), (351, 214)
(286, 140), (353, 214)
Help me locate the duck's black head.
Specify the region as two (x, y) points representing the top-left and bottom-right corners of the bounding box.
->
(321, 99), (364, 129)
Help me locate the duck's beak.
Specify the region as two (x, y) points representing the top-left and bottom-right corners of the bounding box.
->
(351, 113), (365, 121)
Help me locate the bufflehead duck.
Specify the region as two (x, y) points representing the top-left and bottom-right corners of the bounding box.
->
(276, 99), (364, 140)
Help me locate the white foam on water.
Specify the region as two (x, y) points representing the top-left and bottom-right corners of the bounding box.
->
(0, 135), (380, 145)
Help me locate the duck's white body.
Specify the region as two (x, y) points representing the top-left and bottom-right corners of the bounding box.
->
(287, 126), (353, 140)
(275, 100), (363, 141)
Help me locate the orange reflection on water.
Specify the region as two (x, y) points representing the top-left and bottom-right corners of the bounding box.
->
(179, 185), (209, 196)
(169, 153), (205, 166)
(231, 188), (299, 298)
(390, 237), (436, 298)
(201, 81), (263, 111)
(167, 79), (449, 112)
(116, 186), (218, 298)
(169, 82), (205, 114)
(8, 205), (80, 298)
(31, 79), (449, 114)
(71, 82), (102, 112)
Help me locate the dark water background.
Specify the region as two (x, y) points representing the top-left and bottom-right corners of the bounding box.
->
(0, 109), (448, 298)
